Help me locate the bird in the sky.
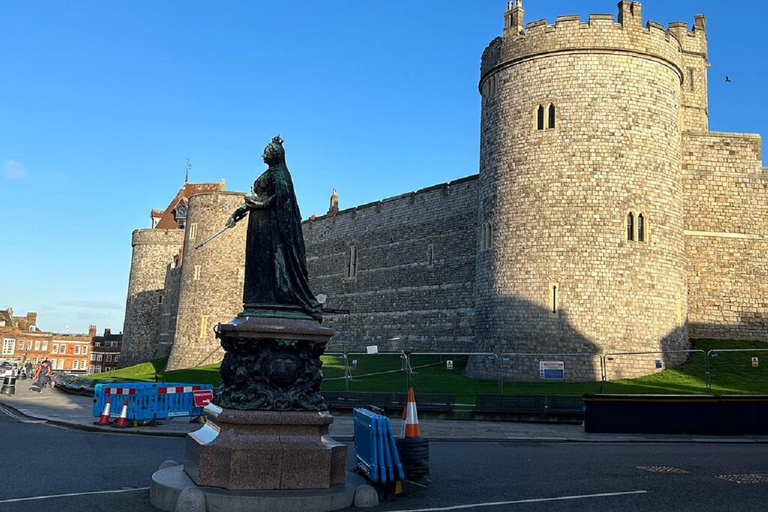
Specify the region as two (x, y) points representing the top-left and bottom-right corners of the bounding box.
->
(725, 76), (732, 83)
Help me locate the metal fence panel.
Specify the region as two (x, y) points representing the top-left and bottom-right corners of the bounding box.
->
(707, 348), (768, 395)
(603, 350), (707, 394)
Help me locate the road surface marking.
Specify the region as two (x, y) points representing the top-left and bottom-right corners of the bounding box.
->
(384, 490), (648, 512)
(637, 465), (690, 474)
(0, 487), (150, 504)
(0, 405), (46, 424)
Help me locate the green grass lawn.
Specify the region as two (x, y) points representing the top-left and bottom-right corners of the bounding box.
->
(87, 339), (768, 404)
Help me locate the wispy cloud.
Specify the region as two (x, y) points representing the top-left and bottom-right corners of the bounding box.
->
(60, 300), (122, 310)
(3, 160), (27, 180)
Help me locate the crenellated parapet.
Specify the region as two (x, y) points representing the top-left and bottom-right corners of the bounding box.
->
(667, 16), (707, 56)
(131, 228), (185, 247)
(481, 2), (689, 88)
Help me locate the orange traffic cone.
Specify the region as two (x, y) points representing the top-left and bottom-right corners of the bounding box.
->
(404, 387), (421, 438)
(113, 399), (129, 428)
(95, 396), (112, 425)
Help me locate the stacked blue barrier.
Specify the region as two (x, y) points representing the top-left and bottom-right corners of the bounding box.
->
(353, 408), (405, 485)
(93, 382), (214, 422)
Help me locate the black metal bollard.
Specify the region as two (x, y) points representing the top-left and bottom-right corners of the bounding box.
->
(1, 375), (17, 396)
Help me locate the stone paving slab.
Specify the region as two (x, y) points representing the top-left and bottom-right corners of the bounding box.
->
(3, 384), (768, 444)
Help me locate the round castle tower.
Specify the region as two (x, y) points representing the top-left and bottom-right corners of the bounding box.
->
(121, 229), (185, 367)
(165, 191), (247, 371)
(474, 1), (692, 380)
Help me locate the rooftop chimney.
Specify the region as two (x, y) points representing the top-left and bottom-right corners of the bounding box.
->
(88, 325), (97, 337)
(27, 312), (37, 326)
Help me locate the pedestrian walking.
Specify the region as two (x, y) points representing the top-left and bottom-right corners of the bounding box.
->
(31, 360), (51, 392)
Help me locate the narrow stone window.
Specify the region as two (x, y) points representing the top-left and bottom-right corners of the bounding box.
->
(627, 212), (634, 241)
(548, 104), (556, 129)
(189, 223), (198, 241)
(346, 246), (358, 278)
(550, 283), (559, 314)
(158, 293), (164, 305)
(200, 315), (210, 339)
(427, 244), (434, 267)
(537, 105), (545, 130)
(194, 265), (202, 280)
(638, 213), (645, 242)
(481, 222), (493, 250)
(688, 68), (695, 92)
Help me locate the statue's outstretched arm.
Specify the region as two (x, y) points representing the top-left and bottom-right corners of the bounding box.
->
(226, 203), (249, 228)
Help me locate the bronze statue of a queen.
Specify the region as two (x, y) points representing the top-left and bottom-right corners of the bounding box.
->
(227, 135), (322, 321)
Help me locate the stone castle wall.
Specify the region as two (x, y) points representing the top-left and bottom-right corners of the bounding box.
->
(119, 2), (766, 382)
(120, 229), (184, 366)
(166, 192), (247, 370)
(473, 3), (690, 380)
(303, 177), (478, 353)
(158, 260), (181, 359)
(683, 132), (768, 340)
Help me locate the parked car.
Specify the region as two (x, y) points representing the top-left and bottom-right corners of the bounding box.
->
(0, 361), (18, 379)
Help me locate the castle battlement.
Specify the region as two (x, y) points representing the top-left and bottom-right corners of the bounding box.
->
(131, 228), (185, 247)
(481, 2), (696, 83)
(667, 16), (707, 55)
(303, 175), (478, 227)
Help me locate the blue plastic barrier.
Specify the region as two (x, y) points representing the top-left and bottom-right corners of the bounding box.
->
(353, 408), (405, 484)
(93, 382), (214, 422)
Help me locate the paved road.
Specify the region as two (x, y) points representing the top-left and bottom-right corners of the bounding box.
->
(0, 405), (183, 512)
(3, 407), (768, 512)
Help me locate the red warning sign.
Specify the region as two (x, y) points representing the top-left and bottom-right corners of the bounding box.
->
(193, 389), (213, 408)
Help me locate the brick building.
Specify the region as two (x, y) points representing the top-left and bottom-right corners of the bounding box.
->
(0, 308), (120, 373)
(90, 328), (123, 374)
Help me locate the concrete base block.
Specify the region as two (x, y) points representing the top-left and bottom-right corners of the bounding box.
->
(150, 465), (366, 512)
(184, 405), (346, 490)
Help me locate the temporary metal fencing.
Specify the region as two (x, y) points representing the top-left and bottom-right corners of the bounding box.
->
(322, 346), (768, 400)
(353, 407), (405, 485)
(93, 382), (214, 421)
(706, 348), (768, 394)
(602, 350), (708, 393)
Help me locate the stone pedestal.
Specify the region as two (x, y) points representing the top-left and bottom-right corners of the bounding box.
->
(214, 316), (334, 411)
(185, 405), (346, 490)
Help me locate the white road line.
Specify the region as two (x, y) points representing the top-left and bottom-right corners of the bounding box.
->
(0, 405), (46, 424)
(0, 487), (150, 504)
(384, 490), (648, 512)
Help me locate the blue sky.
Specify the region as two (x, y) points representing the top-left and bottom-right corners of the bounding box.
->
(1, 0), (765, 335)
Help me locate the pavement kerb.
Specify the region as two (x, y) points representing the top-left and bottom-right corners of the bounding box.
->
(4, 399), (768, 444)
(0, 399), (192, 438)
(6, 387), (768, 444)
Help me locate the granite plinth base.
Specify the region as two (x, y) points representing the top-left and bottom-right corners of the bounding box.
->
(151, 464), (366, 512)
(184, 404), (346, 490)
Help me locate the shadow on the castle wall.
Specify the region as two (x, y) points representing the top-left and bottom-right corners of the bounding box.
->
(468, 295), (602, 382)
(689, 320), (768, 343)
(120, 288), (170, 367)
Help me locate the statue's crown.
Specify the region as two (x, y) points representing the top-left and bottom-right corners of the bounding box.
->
(272, 135), (284, 145)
